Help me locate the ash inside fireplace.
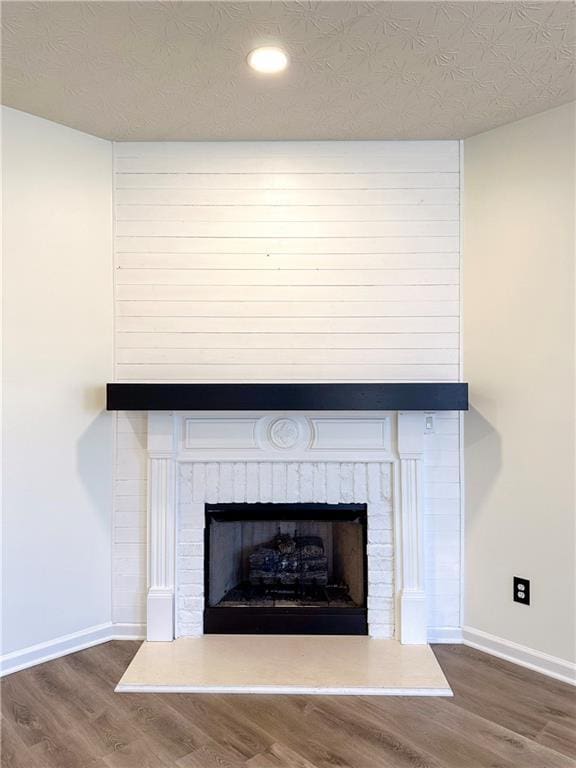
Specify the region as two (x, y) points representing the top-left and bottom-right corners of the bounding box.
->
(216, 582), (357, 608)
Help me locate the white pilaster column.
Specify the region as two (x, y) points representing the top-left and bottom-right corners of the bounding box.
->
(147, 412), (176, 641)
(397, 412), (427, 644)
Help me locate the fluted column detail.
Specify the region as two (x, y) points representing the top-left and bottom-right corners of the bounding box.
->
(147, 456), (175, 641)
(399, 458), (424, 593)
(397, 412), (427, 644)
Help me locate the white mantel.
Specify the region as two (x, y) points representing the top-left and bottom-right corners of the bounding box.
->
(146, 410), (430, 644)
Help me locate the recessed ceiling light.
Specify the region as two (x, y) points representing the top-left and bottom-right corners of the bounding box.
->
(247, 47), (289, 74)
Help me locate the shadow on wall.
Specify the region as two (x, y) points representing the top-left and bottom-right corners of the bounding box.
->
(82, 384), (107, 414)
(464, 405), (502, 517)
(76, 386), (113, 515)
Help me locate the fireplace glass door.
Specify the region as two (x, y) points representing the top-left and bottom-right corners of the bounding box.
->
(204, 503), (368, 635)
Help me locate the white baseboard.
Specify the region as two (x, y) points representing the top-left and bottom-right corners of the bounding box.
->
(109, 623), (146, 640)
(463, 626), (576, 686)
(8, 622), (573, 687)
(1, 622), (114, 677)
(0, 622), (145, 678)
(428, 627), (463, 644)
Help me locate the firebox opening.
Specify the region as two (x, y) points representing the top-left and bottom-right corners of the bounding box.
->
(204, 503), (368, 635)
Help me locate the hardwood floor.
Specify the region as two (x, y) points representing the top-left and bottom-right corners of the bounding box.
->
(1, 641), (575, 767)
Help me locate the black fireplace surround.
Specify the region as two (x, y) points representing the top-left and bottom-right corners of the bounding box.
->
(204, 503), (368, 635)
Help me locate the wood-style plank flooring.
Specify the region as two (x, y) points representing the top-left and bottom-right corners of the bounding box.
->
(1, 641), (575, 767)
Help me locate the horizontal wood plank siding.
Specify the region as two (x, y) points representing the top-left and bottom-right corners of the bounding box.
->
(112, 140), (462, 634)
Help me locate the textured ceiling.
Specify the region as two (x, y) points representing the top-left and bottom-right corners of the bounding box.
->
(1, 1), (575, 140)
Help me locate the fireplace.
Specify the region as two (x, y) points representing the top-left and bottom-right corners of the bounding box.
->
(204, 503), (368, 635)
(140, 409), (448, 644)
(104, 384), (468, 645)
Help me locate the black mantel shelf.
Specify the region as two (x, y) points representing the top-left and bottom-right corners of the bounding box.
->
(106, 383), (468, 412)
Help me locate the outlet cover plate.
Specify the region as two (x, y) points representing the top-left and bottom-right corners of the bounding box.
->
(513, 577), (530, 605)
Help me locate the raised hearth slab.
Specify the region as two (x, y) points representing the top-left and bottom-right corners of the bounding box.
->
(115, 636), (452, 696)
(106, 382), (468, 411)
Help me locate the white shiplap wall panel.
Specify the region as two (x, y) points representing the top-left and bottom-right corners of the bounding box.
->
(112, 141), (462, 637)
(116, 203), (458, 222)
(116, 172), (458, 191)
(116, 268), (459, 285)
(116, 236), (459, 254)
(116, 220), (458, 237)
(116, 253), (459, 269)
(116, 187), (459, 205)
(117, 332), (459, 349)
(117, 315), (458, 335)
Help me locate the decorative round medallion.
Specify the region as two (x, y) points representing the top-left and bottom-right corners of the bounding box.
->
(269, 418), (299, 449)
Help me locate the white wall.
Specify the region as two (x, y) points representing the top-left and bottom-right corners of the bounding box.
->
(112, 141), (463, 639)
(2, 107), (114, 659)
(464, 103), (575, 665)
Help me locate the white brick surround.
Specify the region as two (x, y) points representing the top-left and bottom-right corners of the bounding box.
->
(146, 410), (430, 644)
(177, 462), (394, 638)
